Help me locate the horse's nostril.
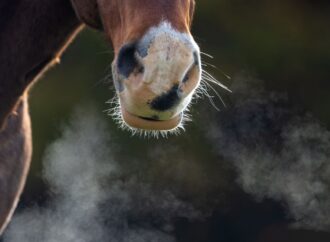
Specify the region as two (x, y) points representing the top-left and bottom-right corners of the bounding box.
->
(193, 51), (200, 66)
(117, 43), (143, 78)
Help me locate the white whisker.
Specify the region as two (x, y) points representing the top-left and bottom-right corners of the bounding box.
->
(200, 81), (222, 111)
(203, 80), (226, 108)
(200, 51), (214, 59)
(202, 70), (232, 93)
(202, 61), (232, 80)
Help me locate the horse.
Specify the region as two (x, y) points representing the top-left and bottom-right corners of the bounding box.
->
(0, 0), (200, 234)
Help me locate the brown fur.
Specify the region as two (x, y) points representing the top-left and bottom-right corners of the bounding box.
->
(0, 0), (82, 130)
(98, 0), (195, 53)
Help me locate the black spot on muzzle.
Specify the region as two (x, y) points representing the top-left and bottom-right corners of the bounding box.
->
(117, 43), (139, 78)
(150, 85), (182, 111)
(112, 63), (125, 93)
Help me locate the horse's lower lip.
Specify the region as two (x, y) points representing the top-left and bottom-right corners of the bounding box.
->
(121, 109), (182, 131)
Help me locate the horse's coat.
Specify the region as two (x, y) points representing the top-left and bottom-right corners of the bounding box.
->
(0, 95), (31, 235)
(0, 0), (198, 234)
(0, 0), (83, 233)
(0, 0), (82, 130)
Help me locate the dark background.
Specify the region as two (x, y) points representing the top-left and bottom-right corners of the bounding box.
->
(5, 1), (330, 241)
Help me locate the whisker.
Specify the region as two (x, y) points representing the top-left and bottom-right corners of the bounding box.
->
(93, 66), (113, 88)
(202, 61), (217, 69)
(195, 80), (221, 111)
(202, 80), (226, 108)
(202, 70), (232, 93)
(200, 51), (214, 59)
(202, 61), (232, 80)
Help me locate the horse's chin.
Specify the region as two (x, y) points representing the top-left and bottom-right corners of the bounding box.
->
(121, 108), (182, 131)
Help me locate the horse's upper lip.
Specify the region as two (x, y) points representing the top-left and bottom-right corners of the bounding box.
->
(121, 108), (182, 131)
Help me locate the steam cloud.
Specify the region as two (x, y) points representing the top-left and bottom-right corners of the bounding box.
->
(3, 108), (200, 242)
(208, 76), (330, 231)
(2, 75), (330, 241)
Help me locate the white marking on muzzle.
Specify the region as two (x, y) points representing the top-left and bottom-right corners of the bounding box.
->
(138, 21), (200, 96)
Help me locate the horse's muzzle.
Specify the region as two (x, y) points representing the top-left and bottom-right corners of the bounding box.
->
(112, 22), (201, 131)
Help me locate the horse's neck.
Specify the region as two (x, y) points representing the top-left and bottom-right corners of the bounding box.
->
(0, 0), (82, 129)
